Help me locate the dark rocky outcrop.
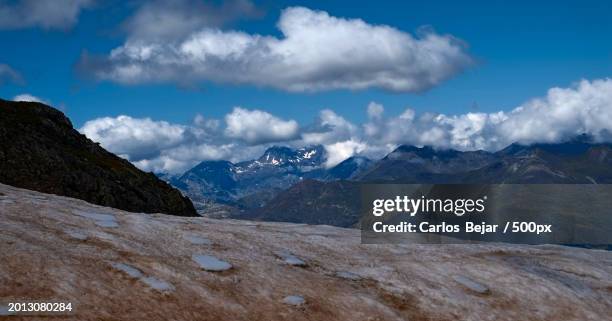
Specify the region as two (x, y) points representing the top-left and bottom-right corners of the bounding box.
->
(0, 99), (197, 216)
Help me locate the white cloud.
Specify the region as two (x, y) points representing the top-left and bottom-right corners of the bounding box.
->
(224, 107), (299, 144)
(367, 102), (384, 120)
(494, 79), (612, 145)
(79, 6), (472, 92)
(80, 116), (191, 162)
(323, 139), (367, 168)
(0, 64), (23, 85)
(13, 93), (46, 103)
(79, 78), (612, 174)
(79, 108), (297, 173)
(123, 0), (260, 41)
(0, 0), (93, 30)
(301, 109), (357, 145)
(358, 78), (612, 154)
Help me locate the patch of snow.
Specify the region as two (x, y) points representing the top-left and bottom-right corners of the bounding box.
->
(303, 150), (316, 159)
(95, 220), (119, 228)
(65, 229), (88, 240)
(282, 295), (305, 306)
(192, 254), (232, 272)
(111, 262), (174, 292)
(74, 210), (118, 228)
(185, 235), (212, 245)
(453, 275), (490, 294)
(275, 251), (307, 267)
(0, 305), (14, 316)
(111, 262), (143, 278)
(141, 276), (174, 292)
(335, 271), (361, 281)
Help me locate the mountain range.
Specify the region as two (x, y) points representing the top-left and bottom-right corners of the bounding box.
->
(169, 145), (343, 214)
(4, 98), (609, 226)
(166, 133), (612, 225)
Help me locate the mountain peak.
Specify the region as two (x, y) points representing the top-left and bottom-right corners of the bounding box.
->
(498, 134), (606, 157)
(257, 145), (326, 166)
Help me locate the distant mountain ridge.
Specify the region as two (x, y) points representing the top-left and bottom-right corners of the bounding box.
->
(248, 136), (612, 227)
(172, 145), (332, 213)
(0, 99), (197, 216)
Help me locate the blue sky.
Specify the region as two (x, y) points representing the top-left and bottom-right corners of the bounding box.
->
(1, 0), (610, 126)
(1, 0), (612, 173)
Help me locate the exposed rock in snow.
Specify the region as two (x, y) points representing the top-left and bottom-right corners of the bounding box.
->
(0, 183), (611, 321)
(192, 254), (233, 272)
(282, 295), (306, 306)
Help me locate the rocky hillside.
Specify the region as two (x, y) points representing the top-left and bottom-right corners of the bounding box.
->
(1, 183), (611, 320)
(0, 99), (196, 216)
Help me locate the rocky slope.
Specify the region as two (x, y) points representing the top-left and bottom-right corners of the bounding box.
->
(0, 99), (196, 216)
(0, 183), (611, 320)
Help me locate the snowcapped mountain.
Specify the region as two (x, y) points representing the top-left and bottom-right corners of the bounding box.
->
(173, 145), (329, 214)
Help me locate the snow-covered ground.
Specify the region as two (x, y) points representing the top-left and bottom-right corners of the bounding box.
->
(0, 183), (610, 320)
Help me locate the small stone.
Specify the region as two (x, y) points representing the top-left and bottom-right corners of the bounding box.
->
(453, 275), (490, 294)
(192, 254), (232, 272)
(283, 295), (306, 306)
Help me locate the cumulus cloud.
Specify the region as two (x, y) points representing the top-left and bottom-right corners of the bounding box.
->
(366, 102), (384, 120)
(360, 78), (612, 153)
(80, 108), (297, 173)
(323, 139), (367, 168)
(13, 93), (46, 103)
(224, 107), (299, 144)
(80, 116), (191, 161)
(0, 64), (23, 85)
(123, 0), (261, 41)
(301, 109), (357, 145)
(80, 78), (612, 174)
(0, 0), (93, 30)
(78, 6), (472, 92)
